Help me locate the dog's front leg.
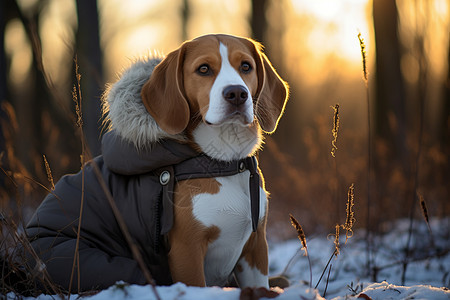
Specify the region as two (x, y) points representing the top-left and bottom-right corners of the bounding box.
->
(168, 232), (208, 286)
(233, 228), (269, 288)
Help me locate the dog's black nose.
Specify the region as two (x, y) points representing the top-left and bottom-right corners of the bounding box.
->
(223, 85), (248, 106)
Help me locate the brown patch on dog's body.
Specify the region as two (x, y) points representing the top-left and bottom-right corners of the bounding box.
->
(238, 214), (268, 276)
(168, 178), (222, 286)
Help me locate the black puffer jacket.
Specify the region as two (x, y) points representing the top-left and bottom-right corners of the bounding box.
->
(26, 131), (199, 290)
(26, 57), (200, 291)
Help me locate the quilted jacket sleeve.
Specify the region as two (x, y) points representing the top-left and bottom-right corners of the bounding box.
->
(28, 236), (146, 291)
(26, 157), (147, 291)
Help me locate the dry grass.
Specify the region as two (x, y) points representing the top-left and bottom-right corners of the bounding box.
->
(418, 192), (435, 247)
(68, 56), (86, 296)
(288, 183), (356, 296)
(357, 32), (368, 84)
(358, 31), (373, 278)
(42, 155), (54, 191)
(418, 193), (429, 225)
(1, 199), (63, 297)
(342, 183), (355, 241)
(289, 214), (307, 255)
(333, 224), (341, 256)
(330, 104), (340, 158)
(288, 214), (312, 288)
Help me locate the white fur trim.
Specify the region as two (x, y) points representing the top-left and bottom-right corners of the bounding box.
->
(102, 57), (185, 148)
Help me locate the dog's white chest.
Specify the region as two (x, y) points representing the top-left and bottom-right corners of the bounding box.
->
(192, 171), (267, 286)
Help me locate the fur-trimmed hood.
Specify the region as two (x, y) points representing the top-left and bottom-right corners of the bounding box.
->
(100, 58), (197, 175)
(102, 57), (185, 148)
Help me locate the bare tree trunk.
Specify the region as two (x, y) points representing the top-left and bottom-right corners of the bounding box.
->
(181, 0), (189, 41)
(75, 0), (104, 156)
(8, 1), (79, 179)
(0, 0), (10, 185)
(441, 31), (450, 152)
(251, 0), (267, 44)
(250, 0), (294, 154)
(439, 31), (450, 213)
(373, 0), (408, 167)
(0, 1), (8, 107)
(10, 1), (47, 176)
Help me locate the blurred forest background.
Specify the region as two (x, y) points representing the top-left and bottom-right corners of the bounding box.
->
(0, 0), (449, 240)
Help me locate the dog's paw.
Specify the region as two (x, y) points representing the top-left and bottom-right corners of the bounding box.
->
(239, 287), (280, 300)
(269, 275), (290, 289)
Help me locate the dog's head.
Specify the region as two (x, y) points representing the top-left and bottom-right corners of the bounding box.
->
(141, 34), (288, 135)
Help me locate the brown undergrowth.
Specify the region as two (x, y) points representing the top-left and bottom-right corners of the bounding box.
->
(287, 182), (355, 297)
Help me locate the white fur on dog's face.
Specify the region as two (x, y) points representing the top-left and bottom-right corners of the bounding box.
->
(187, 43), (261, 161)
(205, 43), (254, 126)
(181, 36), (260, 130)
(192, 42), (260, 161)
(179, 37), (262, 161)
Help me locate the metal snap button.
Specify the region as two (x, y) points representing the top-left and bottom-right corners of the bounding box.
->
(160, 171), (170, 185)
(239, 161), (246, 172)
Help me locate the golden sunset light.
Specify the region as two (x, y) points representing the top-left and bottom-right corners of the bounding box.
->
(1, 0), (449, 297)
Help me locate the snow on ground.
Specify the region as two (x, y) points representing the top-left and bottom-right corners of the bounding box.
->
(267, 217), (449, 299)
(8, 218), (450, 299)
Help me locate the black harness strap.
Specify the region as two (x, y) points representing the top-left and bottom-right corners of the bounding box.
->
(158, 155), (261, 235)
(160, 165), (175, 236)
(247, 157), (261, 232)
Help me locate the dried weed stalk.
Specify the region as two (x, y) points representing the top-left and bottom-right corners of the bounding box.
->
(316, 184), (356, 290)
(342, 183), (355, 242)
(330, 104), (340, 158)
(66, 57), (161, 299)
(333, 224), (341, 257)
(358, 31), (374, 279)
(418, 193), (429, 224)
(418, 193), (435, 246)
(89, 160), (161, 300)
(289, 214), (308, 255)
(289, 214), (312, 288)
(72, 58), (83, 129)
(357, 32), (368, 83)
(42, 155), (55, 191)
(69, 56), (86, 296)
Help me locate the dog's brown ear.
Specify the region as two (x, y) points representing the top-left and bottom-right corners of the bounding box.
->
(141, 46), (190, 135)
(253, 45), (289, 134)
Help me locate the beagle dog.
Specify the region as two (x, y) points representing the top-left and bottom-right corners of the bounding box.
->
(141, 34), (288, 288)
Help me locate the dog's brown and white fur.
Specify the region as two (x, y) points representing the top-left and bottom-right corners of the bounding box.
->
(106, 34), (288, 288)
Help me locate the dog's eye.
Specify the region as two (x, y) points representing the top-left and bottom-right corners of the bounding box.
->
(240, 62), (252, 73)
(197, 64), (211, 75)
